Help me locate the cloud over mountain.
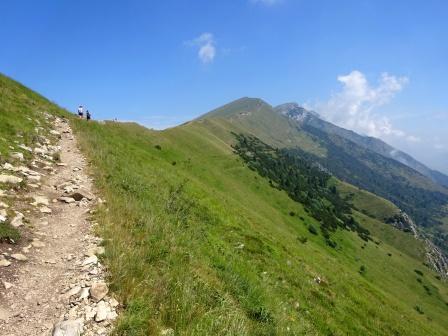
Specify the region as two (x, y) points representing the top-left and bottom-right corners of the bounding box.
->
(315, 70), (418, 142)
(186, 33), (216, 64)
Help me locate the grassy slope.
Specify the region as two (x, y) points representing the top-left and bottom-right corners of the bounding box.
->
(72, 119), (448, 336)
(0, 73), (66, 240)
(335, 182), (428, 261)
(337, 181), (399, 220)
(2, 76), (447, 335)
(196, 98), (326, 156)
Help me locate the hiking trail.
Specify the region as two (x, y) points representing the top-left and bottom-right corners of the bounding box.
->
(0, 116), (118, 336)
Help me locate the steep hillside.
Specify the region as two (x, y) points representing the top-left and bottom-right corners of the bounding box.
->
(200, 98), (448, 252)
(72, 118), (448, 335)
(2, 76), (448, 335)
(0, 74), (66, 241)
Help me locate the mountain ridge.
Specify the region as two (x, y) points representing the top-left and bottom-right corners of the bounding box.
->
(2, 74), (448, 335)
(274, 101), (448, 186)
(198, 97), (448, 257)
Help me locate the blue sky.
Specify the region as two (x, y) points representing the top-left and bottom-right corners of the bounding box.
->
(1, 0), (447, 173)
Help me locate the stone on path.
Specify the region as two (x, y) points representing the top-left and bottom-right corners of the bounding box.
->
(2, 281), (13, 290)
(79, 287), (90, 300)
(10, 212), (25, 228)
(11, 253), (28, 261)
(90, 282), (108, 302)
(82, 255), (98, 266)
(10, 152), (24, 161)
(0, 259), (11, 267)
(86, 246), (105, 257)
(32, 195), (49, 206)
(94, 300), (110, 322)
(27, 175), (41, 182)
(32, 239), (46, 248)
(58, 197), (76, 204)
(0, 174), (23, 184)
(70, 190), (94, 201)
(65, 286), (82, 298)
(52, 319), (84, 336)
(40, 206), (52, 214)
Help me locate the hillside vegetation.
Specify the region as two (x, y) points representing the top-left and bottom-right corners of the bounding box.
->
(2, 74), (448, 335)
(72, 118), (448, 335)
(0, 74), (65, 241)
(199, 98), (448, 254)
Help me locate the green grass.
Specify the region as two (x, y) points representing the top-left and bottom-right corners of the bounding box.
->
(337, 181), (400, 220)
(0, 73), (68, 240)
(72, 119), (448, 336)
(2, 74), (448, 335)
(0, 74), (65, 160)
(198, 98), (326, 156)
(0, 221), (20, 242)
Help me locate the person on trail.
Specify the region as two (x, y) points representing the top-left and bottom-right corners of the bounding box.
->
(86, 110), (91, 121)
(77, 105), (84, 119)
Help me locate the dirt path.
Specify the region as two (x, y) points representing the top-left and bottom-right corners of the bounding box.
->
(0, 118), (117, 336)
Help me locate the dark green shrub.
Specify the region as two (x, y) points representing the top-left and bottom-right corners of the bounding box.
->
(297, 236), (308, 244)
(308, 225), (318, 235)
(359, 265), (366, 275)
(414, 269), (423, 276)
(414, 305), (424, 314)
(326, 239), (337, 248)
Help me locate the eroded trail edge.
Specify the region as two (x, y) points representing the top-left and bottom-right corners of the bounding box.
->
(0, 116), (118, 336)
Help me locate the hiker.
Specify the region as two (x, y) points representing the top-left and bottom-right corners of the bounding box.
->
(86, 110), (91, 121)
(77, 105), (84, 119)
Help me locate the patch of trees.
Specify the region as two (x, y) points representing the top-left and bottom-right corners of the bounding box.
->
(291, 125), (448, 231)
(233, 133), (370, 245)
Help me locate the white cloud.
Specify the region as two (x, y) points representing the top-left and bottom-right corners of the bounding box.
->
(314, 70), (418, 141)
(186, 33), (216, 64)
(251, 0), (282, 5)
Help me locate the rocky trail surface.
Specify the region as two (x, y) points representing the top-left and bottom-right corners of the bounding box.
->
(0, 117), (118, 335)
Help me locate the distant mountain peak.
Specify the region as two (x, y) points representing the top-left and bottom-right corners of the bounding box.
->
(274, 103), (320, 123)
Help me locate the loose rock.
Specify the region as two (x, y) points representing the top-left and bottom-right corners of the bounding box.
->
(11, 253), (28, 261)
(0, 259), (11, 267)
(10, 152), (24, 161)
(10, 212), (25, 228)
(95, 301), (110, 322)
(52, 319), (84, 336)
(58, 197), (76, 204)
(3, 281), (13, 290)
(82, 255), (98, 266)
(0, 174), (23, 184)
(90, 282), (108, 302)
